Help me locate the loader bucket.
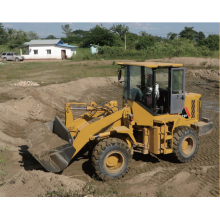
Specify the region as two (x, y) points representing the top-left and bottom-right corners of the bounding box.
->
(29, 116), (76, 173)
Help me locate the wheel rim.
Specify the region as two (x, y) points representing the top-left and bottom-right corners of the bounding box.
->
(104, 150), (125, 174)
(181, 135), (195, 156)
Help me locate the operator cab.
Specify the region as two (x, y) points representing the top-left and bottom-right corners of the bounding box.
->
(118, 62), (185, 116)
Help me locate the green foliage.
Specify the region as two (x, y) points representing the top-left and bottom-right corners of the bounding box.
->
(195, 31), (205, 41)
(205, 34), (219, 51)
(8, 29), (29, 49)
(154, 36), (167, 43)
(0, 148), (8, 187)
(70, 48), (98, 61)
(0, 44), (20, 55)
(123, 32), (139, 49)
(110, 24), (129, 37)
(61, 36), (82, 45)
(69, 37), (218, 62)
(81, 25), (122, 47)
(72, 29), (89, 36)
(46, 35), (57, 39)
(179, 26), (197, 40)
(98, 45), (124, 56)
(0, 23), (8, 45)
(27, 31), (39, 40)
(135, 33), (156, 50)
(196, 34), (219, 51)
(61, 24), (73, 37)
(167, 32), (178, 40)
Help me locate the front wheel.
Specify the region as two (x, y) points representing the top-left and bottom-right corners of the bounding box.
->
(91, 138), (132, 181)
(3, 58), (7, 61)
(172, 126), (199, 163)
(15, 58), (19, 62)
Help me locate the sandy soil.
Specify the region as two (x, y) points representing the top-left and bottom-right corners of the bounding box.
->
(0, 57), (219, 197)
(26, 121), (68, 155)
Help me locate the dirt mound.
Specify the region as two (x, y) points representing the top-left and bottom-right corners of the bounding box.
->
(189, 69), (219, 82)
(0, 170), (85, 197)
(26, 121), (68, 155)
(148, 57), (219, 67)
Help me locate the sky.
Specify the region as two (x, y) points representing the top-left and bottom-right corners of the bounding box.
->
(1, 22), (219, 38)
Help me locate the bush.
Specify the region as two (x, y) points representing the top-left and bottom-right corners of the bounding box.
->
(205, 34), (219, 51)
(135, 35), (156, 50)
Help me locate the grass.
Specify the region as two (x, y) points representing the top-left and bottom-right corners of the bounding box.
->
(0, 148), (8, 187)
(0, 60), (119, 86)
(45, 177), (134, 197)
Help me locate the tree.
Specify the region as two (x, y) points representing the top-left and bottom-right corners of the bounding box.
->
(154, 36), (167, 42)
(135, 32), (156, 50)
(195, 31), (205, 42)
(72, 29), (89, 37)
(110, 24), (129, 49)
(139, 31), (149, 37)
(205, 34), (219, 51)
(61, 24), (73, 37)
(81, 25), (121, 47)
(46, 35), (57, 39)
(7, 28), (16, 38)
(110, 24), (129, 37)
(167, 32), (178, 40)
(179, 26), (197, 41)
(124, 32), (139, 49)
(0, 23), (8, 45)
(8, 29), (29, 49)
(27, 31), (39, 40)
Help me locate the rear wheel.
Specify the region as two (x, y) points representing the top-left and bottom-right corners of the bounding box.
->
(91, 138), (132, 181)
(15, 58), (19, 62)
(172, 126), (199, 162)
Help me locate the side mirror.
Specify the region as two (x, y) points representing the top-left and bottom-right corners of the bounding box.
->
(118, 69), (122, 81)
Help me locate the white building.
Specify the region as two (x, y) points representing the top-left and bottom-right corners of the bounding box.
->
(21, 39), (77, 60)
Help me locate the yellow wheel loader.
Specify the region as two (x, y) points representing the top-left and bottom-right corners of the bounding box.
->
(28, 62), (213, 180)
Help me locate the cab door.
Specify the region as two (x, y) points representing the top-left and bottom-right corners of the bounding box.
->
(170, 68), (185, 114)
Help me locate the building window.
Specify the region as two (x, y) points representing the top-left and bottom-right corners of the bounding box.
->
(34, 50), (38, 55)
(47, 50), (51, 54)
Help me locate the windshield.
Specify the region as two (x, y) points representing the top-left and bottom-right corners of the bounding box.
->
(123, 65), (169, 110)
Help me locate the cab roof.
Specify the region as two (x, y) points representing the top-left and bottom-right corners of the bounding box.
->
(117, 62), (183, 68)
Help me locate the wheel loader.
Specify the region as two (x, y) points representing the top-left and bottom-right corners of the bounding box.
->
(28, 62), (213, 180)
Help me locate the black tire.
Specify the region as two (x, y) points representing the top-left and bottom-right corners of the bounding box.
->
(3, 58), (7, 61)
(15, 58), (19, 62)
(172, 126), (199, 163)
(91, 138), (132, 181)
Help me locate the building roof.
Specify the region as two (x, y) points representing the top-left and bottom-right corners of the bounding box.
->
(117, 62), (183, 68)
(56, 43), (78, 48)
(23, 39), (78, 48)
(24, 39), (62, 45)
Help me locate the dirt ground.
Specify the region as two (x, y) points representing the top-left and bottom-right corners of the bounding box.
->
(0, 57), (219, 197)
